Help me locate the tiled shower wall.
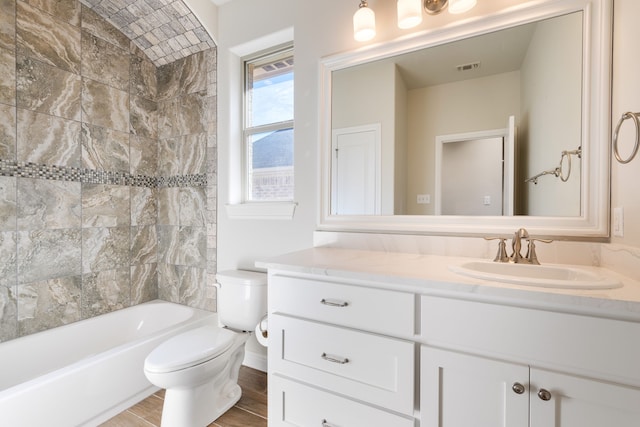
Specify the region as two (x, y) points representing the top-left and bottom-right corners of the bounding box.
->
(0, 0), (216, 342)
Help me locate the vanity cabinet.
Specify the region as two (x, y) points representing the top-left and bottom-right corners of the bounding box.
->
(422, 347), (640, 427)
(420, 295), (640, 427)
(267, 273), (416, 426)
(265, 266), (640, 427)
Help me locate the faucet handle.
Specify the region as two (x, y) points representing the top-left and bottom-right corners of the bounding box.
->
(525, 238), (553, 265)
(484, 237), (510, 262)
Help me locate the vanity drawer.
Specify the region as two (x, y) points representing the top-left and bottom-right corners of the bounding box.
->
(269, 374), (415, 427)
(269, 314), (415, 415)
(269, 274), (415, 336)
(420, 295), (640, 386)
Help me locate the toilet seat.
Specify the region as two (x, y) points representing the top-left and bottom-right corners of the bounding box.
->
(145, 325), (236, 374)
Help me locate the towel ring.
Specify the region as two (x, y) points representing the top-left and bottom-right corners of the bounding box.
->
(612, 112), (640, 164)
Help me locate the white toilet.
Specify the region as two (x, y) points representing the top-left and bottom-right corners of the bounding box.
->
(143, 270), (268, 427)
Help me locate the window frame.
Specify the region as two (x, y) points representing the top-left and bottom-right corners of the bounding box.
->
(241, 44), (295, 204)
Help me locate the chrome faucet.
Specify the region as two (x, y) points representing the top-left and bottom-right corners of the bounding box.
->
(486, 228), (552, 265)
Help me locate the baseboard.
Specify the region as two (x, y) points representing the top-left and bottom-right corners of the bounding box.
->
(242, 350), (267, 372)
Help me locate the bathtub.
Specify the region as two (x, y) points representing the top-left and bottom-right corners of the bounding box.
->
(0, 300), (216, 427)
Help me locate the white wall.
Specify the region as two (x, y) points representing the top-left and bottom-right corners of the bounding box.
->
(520, 12), (582, 217)
(211, 0), (640, 273)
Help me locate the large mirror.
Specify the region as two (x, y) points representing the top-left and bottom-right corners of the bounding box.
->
(319, 0), (612, 238)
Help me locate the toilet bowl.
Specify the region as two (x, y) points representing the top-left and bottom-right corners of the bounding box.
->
(144, 270), (267, 427)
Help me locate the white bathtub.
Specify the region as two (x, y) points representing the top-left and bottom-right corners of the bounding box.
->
(0, 300), (216, 427)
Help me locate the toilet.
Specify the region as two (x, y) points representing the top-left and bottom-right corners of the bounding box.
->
(143, 270), (268, 427)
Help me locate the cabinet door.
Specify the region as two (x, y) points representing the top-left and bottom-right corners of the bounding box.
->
(421, 346), (529, 427)
(530, 368), (640, 427)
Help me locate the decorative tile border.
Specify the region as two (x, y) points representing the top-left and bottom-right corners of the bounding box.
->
(0, 160), (206, 188)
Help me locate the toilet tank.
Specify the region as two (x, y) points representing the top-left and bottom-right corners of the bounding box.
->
(216, 270), (268, 331)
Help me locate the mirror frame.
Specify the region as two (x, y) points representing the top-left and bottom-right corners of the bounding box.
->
(318, 0), (612, 239)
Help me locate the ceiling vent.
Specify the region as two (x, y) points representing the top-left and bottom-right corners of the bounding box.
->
(456, 62), (481, 72)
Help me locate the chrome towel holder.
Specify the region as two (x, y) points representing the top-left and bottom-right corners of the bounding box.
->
(525, 146), (581, 185)
(612, 111), (640, 164)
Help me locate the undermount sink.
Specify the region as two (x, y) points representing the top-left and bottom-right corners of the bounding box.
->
(449, 261), (622, 290)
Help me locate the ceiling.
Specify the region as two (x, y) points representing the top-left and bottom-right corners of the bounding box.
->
(80, 0), (216, 66)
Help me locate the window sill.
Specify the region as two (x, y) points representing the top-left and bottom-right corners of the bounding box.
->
(225, 202), (298, 220)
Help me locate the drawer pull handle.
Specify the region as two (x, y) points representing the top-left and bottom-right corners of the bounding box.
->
(538, 388), (552, 401)
(321, 352), (349, 364)
(320, 298), (349, 307)
(321, 420), (338, 427)
(512, 382), (525, 395)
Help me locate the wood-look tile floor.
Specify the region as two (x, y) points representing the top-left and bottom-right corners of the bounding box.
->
(100, 367), (267, 427)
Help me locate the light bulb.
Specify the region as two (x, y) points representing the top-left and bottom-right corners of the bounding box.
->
(353, 2), (376, 41)
(448, 0), (477, 14)
(397, 0), (422, 29)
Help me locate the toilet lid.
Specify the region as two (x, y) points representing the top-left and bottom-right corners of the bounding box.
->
(144, 325), (237, 374)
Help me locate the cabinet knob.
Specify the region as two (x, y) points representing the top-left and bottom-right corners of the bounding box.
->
(512, 382), (526, 395)
(537, 388), (552, 401)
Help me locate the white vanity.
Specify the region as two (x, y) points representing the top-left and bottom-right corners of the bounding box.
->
(258, 247), (640, 427)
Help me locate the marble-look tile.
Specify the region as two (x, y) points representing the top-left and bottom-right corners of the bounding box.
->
(26, 0), (81, 27)
(157, 137), (181, 177)
(0, 104), (16, 160)
(82, 184), (130, 228)
(158, 133), (207, 176)
(0, 285), (18, 342)
(131, 263), (157, 304)
(157, 188), (179, 226)
(82, 226), (130, 274)
(131, 225), (157, 265)
(81, 268), (130, 317)
(130, 95), (158, 139)
(16, 55), (82, 121)
(17, 228), (82, 284)
(130, 134), (157, 177)
(131, 53), (157, 101)
(0, 177), (16, 231)
(178, 226), (206, 268)
(81, 5), (129, 52)
(0, 47), (15, 106)
(157, 225), (179, 265)
(17, 178), (81, 230)
(16, 275), (81, 336)
(16, 0), (81, 74)
(17, 109), (82, 167)
(81, 29), (130, 92)
(180, 187), (206, 227)
(157, 51), (207, 100)
(176, 266), (206, 308)
(131, 187), (157, 227)
(157, 262), (179, 303)
(0, 0), (16, 51)
(0, 232), (17, 287)
(81, 123), (129, 172)
(82, 78), (129, 133)
(180, 132), (207, 175)
(158, 91), (207, 139)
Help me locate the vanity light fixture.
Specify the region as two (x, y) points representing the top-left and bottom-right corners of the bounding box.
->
(353, 0), (376, 42)
(355, 0), (477, 41)
(398, 0), (423, 29)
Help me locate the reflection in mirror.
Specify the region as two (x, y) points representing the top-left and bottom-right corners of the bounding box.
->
(331, 11), (583, 217)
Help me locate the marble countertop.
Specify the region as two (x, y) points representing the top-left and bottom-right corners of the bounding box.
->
(256, 247), (640, 322)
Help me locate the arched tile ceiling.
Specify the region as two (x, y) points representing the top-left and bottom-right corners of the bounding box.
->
(80, 0), (216, 66)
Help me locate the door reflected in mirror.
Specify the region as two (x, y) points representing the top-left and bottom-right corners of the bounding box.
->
(331, 11), (583, 217)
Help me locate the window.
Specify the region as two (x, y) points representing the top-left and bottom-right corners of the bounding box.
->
(243, 46), (294, 202)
